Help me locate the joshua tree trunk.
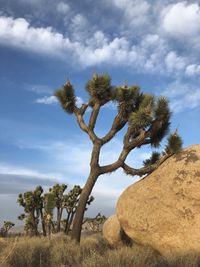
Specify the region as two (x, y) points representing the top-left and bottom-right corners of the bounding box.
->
(71, 170), (98, 242)
(40, 209), (46, 236)
(56, 208), (62, 232)
(66, 211), (74, 234)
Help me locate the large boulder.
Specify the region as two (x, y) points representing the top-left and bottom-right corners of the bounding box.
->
(117, 145), (200, 257)
(102, 215), (122, 246)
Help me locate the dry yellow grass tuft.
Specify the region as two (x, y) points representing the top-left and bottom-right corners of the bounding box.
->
(0, 234), (200, 267)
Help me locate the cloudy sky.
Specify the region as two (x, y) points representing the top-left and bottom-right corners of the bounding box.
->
(0, 0), (200, 225)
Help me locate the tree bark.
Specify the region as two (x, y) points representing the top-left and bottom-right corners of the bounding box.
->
(56, 208), (63, 232)
(71, 170), (99, 242)
(40, 209), (46, 236)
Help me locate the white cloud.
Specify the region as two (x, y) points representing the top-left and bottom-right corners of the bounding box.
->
(185, 64), (200, 76)
(76, 96), (84, 107)
(0, 16), (73, 58)
(165, 51), (186, 72)
(110, 0), (150, 28)
(0, 14), (199, 77)
(0, 162), (61, 180)
(162, 2), (200, 38)
(162, 80), (200, 113)
(35, 95), (58, 104)
(57, 2), (70, 14)
(35, 95), (84, 106)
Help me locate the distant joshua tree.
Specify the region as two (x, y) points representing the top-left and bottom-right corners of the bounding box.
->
(83, 213), (106, 232)
(0, 221), (15, 237)
(55, 73), (182, 243)
(18, 186), (44, 236)
(18, 184), (94, 236)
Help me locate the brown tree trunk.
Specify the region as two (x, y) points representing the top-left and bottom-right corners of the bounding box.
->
(40, 209), (46, 236)
(71, 170), (99, 243)
(64, 212), (70, 234)
(67, 210), (76, 234)
(56, 208), (62, 232)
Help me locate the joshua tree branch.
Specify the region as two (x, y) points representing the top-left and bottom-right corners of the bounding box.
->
(74, 110), (98, 143)
(100, 128), (152, 174)
(79, 103), (89, 115)
(99, 148), (129, 174)
(102, 109), (127, 145)
(89, 103), (101, 131)
(122, 153), (172, 177)
(128, 130), (149, 150)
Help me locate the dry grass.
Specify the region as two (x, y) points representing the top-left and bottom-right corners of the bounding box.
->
(0, 234), (200, 267)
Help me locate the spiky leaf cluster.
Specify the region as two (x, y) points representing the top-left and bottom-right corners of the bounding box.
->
(113, 85), (142, 117)
(44, 192), (56, 216)
(55, 81), (76, 114)
(49, 183), (67, 209)
(128, 93), (154, 132)
(165, 131), (183, 155)
(143, 152), (160, 167)
(86, 74), (112, 104)
(63, 185), (82, 210)
(150, 97), (171, 147)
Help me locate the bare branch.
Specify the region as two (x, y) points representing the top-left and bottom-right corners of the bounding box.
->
(100, 127), (152, 175)
(102, 110), (127, 145)
(79, 103), (89, 115)
(122, 153), (172, 177)
(100, 148), (129, 174)
(74, 110), (98, 143)
(88, 103), (101, 131)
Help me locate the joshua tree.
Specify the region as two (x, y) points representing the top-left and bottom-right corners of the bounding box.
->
(44, 191), (56, 236)
(0, 221), (15, 237)
(55, 73), (182, 243)
(48, 183), (67, 233)
(18, 186), (44, 236)
(83, 213), (106, 232)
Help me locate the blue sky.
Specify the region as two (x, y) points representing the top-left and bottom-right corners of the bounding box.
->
(0, 0), (200, 225)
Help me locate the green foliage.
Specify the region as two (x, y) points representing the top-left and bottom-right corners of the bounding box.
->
(155, 97), (171, 119)
(0, 221), (15, 237)
(44, 193), (55, 217)
(18, 186), (44, 236)
(165, 131), (183, 155)
(86, 73), (112, 103)
(143, 152), (161, 167)
(3, 221), (15, 231)
(114, 85), (140, 103)
(150, 97), (171, 147)
(17, 184), (94, 236)
(113, 85), (142, 117)
(55, 81), (76, 114)
(129, 108), (152, 132)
